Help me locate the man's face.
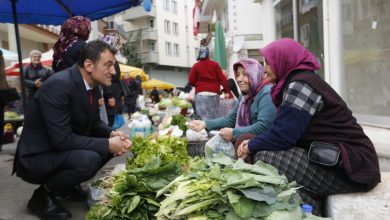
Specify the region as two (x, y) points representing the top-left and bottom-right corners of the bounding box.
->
(90, 49), (116, 86)
(31, 54), (41, 65)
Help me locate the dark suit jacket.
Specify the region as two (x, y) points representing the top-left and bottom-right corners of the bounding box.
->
(14, 64), (112, 178)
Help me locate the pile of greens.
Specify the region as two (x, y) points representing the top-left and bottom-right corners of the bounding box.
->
(172, 97), (192, 109)
(129, 135), (189, 169)
(86, 136), (191, 220)
(170, 114), (187, 134)
(155, 154), (305, 220)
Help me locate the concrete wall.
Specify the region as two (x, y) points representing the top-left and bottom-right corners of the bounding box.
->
(146, 66), (190, 88)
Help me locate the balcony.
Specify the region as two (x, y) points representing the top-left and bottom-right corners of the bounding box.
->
(104, 21), (127, 38)
(127, 28), (157, 42)
(138, 51), (159, 63)
(123, 6), (156, 21)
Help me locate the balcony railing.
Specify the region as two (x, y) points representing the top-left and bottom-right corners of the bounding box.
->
(137, 51), (159, 63)
(105, 22), (127, 38)
(123, 6), (156, 21)
(127, 28), (157, 42)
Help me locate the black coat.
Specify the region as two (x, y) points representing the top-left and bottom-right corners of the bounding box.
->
(23, 64), (54, 102)
(13, 64), (111, 178)
(103, 62), (123, 116)
(53, 40), (86, 73)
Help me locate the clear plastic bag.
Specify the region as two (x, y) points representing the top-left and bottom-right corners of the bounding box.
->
(204, 134), (235, 158)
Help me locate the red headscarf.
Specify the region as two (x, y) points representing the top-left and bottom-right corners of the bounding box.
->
(53, 16), (91, 68)
(259, 38), (321, 104)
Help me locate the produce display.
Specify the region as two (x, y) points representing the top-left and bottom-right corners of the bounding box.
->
(86, 133), (329, 220)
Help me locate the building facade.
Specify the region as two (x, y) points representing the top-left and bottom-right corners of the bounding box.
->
(199, 0), (390, 128)
(122, 0), (201, 87)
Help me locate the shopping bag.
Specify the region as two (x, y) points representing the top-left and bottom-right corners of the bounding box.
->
(112, 114), (125, 129)
(204, 134), (235, 158)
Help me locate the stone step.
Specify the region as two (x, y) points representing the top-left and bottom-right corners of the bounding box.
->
(325, 172), (390, 220)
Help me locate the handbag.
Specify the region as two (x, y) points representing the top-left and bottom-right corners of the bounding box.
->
(1, 88), (20, 102)
(308, 141), (342, 167)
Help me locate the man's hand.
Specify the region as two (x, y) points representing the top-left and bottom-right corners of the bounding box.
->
(98, 98), (104, 107)
(187, 120), (206, 132)
(108, 136), (131, 156)
(219, 127), (233, 141)
(34, 79), (42, 88)
(237, 139), (250, 160)
(108, 98), (116, 107)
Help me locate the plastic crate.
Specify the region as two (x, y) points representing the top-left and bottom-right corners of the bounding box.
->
(187, 140), (207, 157)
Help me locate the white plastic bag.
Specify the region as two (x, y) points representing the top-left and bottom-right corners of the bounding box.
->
(186, 128), (208, 141)
(136, 95), (145, 109)
(204, 134), (235, 158)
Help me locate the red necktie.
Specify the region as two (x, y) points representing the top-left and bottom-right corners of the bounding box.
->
(87, 89), (93, 110)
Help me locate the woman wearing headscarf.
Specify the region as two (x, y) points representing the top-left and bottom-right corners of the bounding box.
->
(52, 16), (91, 72)
(237, 38), (380, 215)
(189, 46), (231, 120)
(101, 33), (124, 127)
(188, 58), (276, 149)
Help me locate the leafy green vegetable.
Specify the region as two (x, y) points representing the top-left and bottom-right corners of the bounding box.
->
(171, 114), (187, 133)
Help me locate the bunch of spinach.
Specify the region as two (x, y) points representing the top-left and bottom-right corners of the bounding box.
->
(155, 154), (305, 220)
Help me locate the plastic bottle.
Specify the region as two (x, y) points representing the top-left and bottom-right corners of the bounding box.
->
(302, 204), (313, 217)
(130, 118), (145, 139)
(142, 115), (153, 137)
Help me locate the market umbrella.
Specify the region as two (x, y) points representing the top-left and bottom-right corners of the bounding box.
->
(141, 79), (175, 90)
(0, 0), (142, 113)
(212, 21), (227, 70)
(118, 63), (149, 81)
(0, 48), (18, 61)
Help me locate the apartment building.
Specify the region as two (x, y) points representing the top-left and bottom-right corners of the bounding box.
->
(200, 0), (390, 128)
(122, 0), (201, 87)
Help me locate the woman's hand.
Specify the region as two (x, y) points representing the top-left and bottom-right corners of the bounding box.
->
(237, 139), (250, 160)
(187, 120), (206, 132)
(219, 127), (233, 141)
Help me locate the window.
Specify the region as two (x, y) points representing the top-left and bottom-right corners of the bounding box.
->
(173, 22), (179, 35)
(165, 42), (172, 56)
(172, 1), (178, 13)
(164, 0), (170, 11)
(107, 21), (114, 29)
(149, 41), (155, 51)
(148, 19), (154, 28)
(164, 20), (171, 33)
(174, 43), (180, 57)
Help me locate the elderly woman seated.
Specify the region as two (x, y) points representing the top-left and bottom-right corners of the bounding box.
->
(188, 58), (276, 155)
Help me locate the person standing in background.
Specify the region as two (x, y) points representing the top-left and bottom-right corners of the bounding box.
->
(189, 46), (231, 120)
(150, 86), (160, 103)
(23, 50), (54, 107)
(52, 16), (91, 72)
(101, 33), (124, 127)
(121, 73), (139, 118)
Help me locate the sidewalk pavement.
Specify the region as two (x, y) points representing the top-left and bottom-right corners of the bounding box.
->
(0, 124), (389, 220)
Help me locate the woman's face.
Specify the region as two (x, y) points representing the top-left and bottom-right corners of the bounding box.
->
(235, 66), (250, 94)
(263, 59), (277, 83)
(124, 73), (130, 79)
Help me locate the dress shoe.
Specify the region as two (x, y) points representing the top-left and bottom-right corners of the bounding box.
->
(27, 186), (72, 220)
(63, 184), (88, 201)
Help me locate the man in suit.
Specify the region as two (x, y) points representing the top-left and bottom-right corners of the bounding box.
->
(13, 40), (131, 220)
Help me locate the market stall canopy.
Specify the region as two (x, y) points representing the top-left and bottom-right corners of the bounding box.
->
(0, 0), (143, 25)
(0, 48), (18, 61)
(142, 79), (175, 90)
(119, 63), (149, 81)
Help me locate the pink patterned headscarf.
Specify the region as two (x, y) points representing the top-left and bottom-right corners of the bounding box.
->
(233, 58), (270, 127)
(259, 38), (321, 105)
(53, 16), (91, 68)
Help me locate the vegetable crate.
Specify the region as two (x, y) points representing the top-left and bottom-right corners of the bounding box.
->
(187, 140), (207, 157)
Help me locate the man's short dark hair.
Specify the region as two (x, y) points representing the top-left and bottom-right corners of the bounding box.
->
(78, 40), (117, 68)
